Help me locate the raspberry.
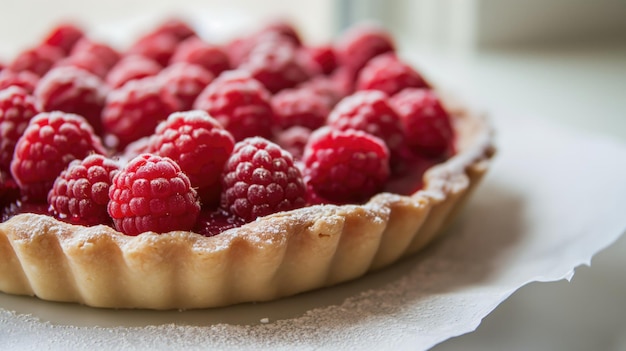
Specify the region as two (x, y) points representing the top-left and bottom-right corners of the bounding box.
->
(356, 53), (429, 96)
(170, 37), (231, 77)
(40, 23), (84, 55)
(128, 32), (179, 67)
(0, 86), (39, 173)
(193, 70), (273, 141)
(221, 137), (306, 222)
(105, 55), (161, 89)
(34, 66), (108, 134)
(9, 45), (65, 77)
(151, 18), (196, 42)
(70, 38), (120, 70)
(0, 69), (40, 93)
(10, 111), (106, 202)
(149, 110), (235, 207)
(194, 209), (246, 237)
(259, 20), (302, 47)
(336, 24), (395, 80)
(54, 51), (110, 79)
(158, 62), (214, 111)
(306, 45), (338, 75)
(48, 154), (120, 225)
(271, 88), (329, 130)
(274, 126), (312, 160)
(102, 77), (177, 149)
(240, 35), (312, 93)
(107, 153), (200, 236)
(302, 127), (390, 204)
(390, 88), (454, 158)
(297, 75), (347, 109)
(327, 90), (406, 162)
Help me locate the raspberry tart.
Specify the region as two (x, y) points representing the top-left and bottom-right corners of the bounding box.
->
(0, 19), (494, 309)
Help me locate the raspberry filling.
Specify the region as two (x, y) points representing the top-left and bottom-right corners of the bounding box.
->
(0, 20), (455, 237)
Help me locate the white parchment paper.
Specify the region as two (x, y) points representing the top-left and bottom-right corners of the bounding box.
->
(1, 109), (625, 350)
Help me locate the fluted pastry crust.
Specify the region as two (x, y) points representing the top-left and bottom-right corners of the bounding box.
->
(0, 96), (495, 309)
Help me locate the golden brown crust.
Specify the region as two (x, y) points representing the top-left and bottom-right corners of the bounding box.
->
(0, 96), (495, 309)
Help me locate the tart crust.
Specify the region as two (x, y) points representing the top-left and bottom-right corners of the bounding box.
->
(0, 95), (495, 309)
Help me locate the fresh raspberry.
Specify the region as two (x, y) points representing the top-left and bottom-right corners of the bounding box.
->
(40, 23), (84, 55)
(297, 75), (347, 109)
(151, 18), (196, 42)
(335, 24), (395, 80)
(149, 110), (235, 207)
(0, 69), (40, 93)
(356, 53), (429, 96)
(0, 86), (39, 173)
(105, 55), (161, 89)
(170, 37), (230, 77)
(240, 35), (312, 93)
(273, 126), (312, 160)
(54, 50), (110, 79)
(306, 45), (338, 75)
(271, 88), (329, 130)
(302, 127), (390, 204)
(34, 66), (108, 134)
(10, 111), (106, 202)
(390, 88), (454, 158)
(127, 32), (179, 67)
(194, 208), (246, 237)
(221, 137), (306, 222)
(107, 153), (200, 236)
(158, 62), (214, 111)
(327, 90), (406, 162)
(102, 77), (177, 149)
(70, 38), (120, 70)
(193, 70), (274, 141)
(48, 154), (120, 225)
(259, 20), (303, 47)
(9, 45), (65, 77)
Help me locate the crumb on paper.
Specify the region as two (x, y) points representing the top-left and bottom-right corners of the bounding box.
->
(260, 318), (269, 324)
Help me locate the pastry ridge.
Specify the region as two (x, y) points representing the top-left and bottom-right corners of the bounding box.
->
(0, 96), (495, 309)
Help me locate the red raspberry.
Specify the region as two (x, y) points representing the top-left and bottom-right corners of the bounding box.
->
(170, 37), (231, 77)
(151, 18), (196, 42)
(306, 45), (338, 75)
(271, 88), (329, 130)
(34, 66), (108, 134)
(10, 111), (106, 202)
(274, 126), (312, 160)
(9, 45), (65, 77)
(194, 209), (246, 237)
(0, 69), (40, 94)
(225, 36), (255, 68)
(106, 55), (161, 89)
(107, 153), (200, 236)
(40, 23), (84, 55)
(70, 38), (121, 70)
(327, 90), (406, 161)
(221, 137), (306, 222)
(158, 62), (214, 111)
(336, 24), (395, 80)
(0, 86), (39, 173)
(356, 53), (429, 96)
(48, 154), (120, 225)
(302, 127), (390, 204)
(127, 32), (179, 67)
(102, 77), (177, 149)
(54, 51), (110, 79)
(240, 36), (312, 93)
(390, 88), (454, 158)
(193, 70), (273, 141)
(259, 20), (302, 47)
(149, 110), (235, 207)
(297, 75), (347, 109)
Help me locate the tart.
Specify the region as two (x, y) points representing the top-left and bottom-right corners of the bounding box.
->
(0, 19), (494, 309)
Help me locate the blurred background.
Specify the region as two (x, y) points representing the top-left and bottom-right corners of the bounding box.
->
(0, 1), (625, 349)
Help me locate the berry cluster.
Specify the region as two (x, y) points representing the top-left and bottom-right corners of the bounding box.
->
(0, 19), (455, 237)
